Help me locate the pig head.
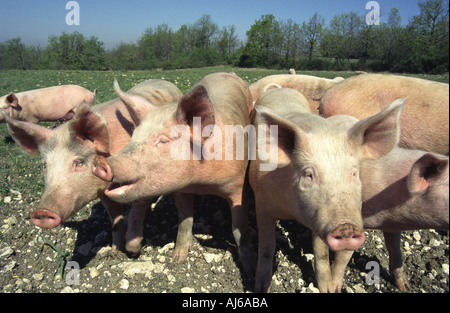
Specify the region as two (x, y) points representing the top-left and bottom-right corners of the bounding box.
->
(2, 105), (112, 227)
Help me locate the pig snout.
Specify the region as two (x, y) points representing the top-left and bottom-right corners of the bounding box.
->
(92, 155), (114, 182)
(31, 209), (62, 229)
(326, 223), (365, 251)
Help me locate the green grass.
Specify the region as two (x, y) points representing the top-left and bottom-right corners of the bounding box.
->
(0, 67), (448, 202)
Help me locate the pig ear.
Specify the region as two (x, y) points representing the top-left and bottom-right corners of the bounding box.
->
(69, 103), (111, 154)
(254, 105), (307, 167)
(408, 153), (449, 194)
(176, 85), (215, 139)
(114, 79), (154, 126)
(349, 98), (405, 160)
(6, 93), (19, 108)
(1, 108), (52, 154)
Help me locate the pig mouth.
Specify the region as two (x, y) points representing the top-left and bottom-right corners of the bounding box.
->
(104, 178), (145, 202)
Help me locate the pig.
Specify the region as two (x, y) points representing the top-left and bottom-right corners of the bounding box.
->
(1, 79), (183, 256)
(249, 74), (345, 114)
(249, 87), (405, 292)
(0, 85), (98, 124)
(91, 72), (256, 276)
(327, 114), (449, 292)
(319, 73), (449, 155)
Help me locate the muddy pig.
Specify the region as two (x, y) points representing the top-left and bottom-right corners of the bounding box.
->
(1, 85), (98, 124)
(319, 73), (449, 155)
(249, 87), (405, 292)
(249, 74), (344, 114)
(92, 72), (256, 276)
(1, 79), (182, 256)
(328, 114), (449, 291)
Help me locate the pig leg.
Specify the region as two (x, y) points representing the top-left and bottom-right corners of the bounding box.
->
(227, 184), (256, 277)
(312, 233), (334, 292)
(125, 199), (149, 257)
(100, 195), (126, 252)
(173, 192), (194, 263)
(383, 231), (411, 292)
(331, 250), (354, 292)
(254, 208), (277, 292)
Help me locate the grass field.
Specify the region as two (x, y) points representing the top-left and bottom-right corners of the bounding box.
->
(0, 67), (448, 209)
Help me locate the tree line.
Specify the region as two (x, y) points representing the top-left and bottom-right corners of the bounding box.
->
(1, 0), (448, 74)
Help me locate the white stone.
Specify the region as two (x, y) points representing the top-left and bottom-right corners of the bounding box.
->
(181, 287), (195, 293)
(442, 264), (449, 275)
(0, 246), (14, 258)
(204, 252), (221, 263)
(118, 261), (155, 279)
(89, 267), (100, 279)
(307, 283), (319, 293)
(119, 279), (129, 290)
(413, 231), (421, 242)
(32, 273), (44, 281)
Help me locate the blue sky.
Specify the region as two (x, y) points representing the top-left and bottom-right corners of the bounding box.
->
(1, 0), (422, 50)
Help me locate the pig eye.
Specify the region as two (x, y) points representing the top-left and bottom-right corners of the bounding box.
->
(302, 169), (315, 181)
(73, 159), (85, 169)
(156, 135), (170, 145)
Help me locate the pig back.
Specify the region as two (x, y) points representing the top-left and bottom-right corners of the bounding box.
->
(320, 74), (449, 155)
(199, 72), (253, 126)
(128, 79), (183, 106)
(255, 88), (311, 117)
(250, 74), (341, 114)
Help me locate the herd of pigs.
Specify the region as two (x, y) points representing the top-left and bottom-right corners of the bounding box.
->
(1, 71), (448, 293)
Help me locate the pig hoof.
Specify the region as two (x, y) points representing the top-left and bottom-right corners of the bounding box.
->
(125, 237), (143, 257)
(172, 248), (189, 263)
(391, 268), (411, 292)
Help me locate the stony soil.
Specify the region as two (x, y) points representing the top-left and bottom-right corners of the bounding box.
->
(0, 191), (448, 294)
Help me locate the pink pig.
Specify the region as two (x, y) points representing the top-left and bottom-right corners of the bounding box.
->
(1, 85), (97, 123)
(327, 114), (449, 292)
(249, 88), (405, 292)
(92, 72), (256, 276)
(1, 79), (182, 256)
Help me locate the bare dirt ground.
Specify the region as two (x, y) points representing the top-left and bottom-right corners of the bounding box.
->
(0, 192), (448, 294)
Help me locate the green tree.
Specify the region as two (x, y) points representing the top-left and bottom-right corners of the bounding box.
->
(280, 18), (301, 67)
(301, 12), (325, 62)
(192, 14), (218, 49)
(240, 14), (282, 67)
(45, 32), (105, 70)
(107, 42), (140, 70)
(5, 37), (26, 69)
